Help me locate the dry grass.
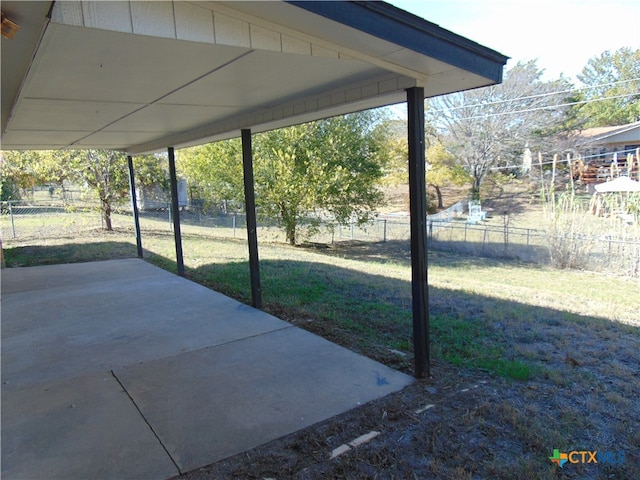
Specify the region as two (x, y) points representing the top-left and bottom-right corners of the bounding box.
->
(3, 226), (639, 479)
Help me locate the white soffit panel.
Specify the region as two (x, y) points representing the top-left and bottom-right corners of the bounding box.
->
(103, 104), (240, 133)
(1, 1), (508, 152)
(160, 49), (378, 108)
(8, 98), (144, 131)
(22, 24), (252, 104)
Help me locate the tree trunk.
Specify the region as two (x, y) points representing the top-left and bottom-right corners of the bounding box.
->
(102, 200), (113, 231)
(434, 185), (444, 209)
(286, 225), (296, 245)
(280, 203), (297, 245)
(471, 175), (482, 201)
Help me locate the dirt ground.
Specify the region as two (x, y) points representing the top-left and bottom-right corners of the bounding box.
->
(174, 297), (639, 479)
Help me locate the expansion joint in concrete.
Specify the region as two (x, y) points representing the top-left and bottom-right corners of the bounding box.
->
(110, 369), (182, 476)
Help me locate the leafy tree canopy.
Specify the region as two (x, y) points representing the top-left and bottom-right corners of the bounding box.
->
(178, 140), (244, 211)
(69, 150), (130, 230)
(178, 110), (389, 245)
(1, 151), (39, 200)
(426, 141), (471, 209)
(1, 149), (166, 230)
(576, 47), (640, 127)
(255, 111), (389, 244)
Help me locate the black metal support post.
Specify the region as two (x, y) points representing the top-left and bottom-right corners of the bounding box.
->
(127, 155), (143, 258)
(407, 86), (430, 379)
(168, 147), (185, 276)
(241, 129), (262, 309)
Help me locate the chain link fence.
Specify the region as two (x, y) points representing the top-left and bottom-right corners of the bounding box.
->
(2, 198), (638, 276)
(425, 220), (640, 276)
(1, 200), (103, 239)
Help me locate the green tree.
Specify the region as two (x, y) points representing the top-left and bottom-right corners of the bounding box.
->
(1, 151), (37, 200)
(177, 111), (389, 245)
(254, 111), (388, 244)
(426, 141), (471, 209)
(254, 123), (327, 244)
(1, 149), (167, 230)
(377, 119), (409, 186)
(67, 150), (129, 231)
(178, 140), (243, 212)
(71, 151), (168, 231)
(1, 150), (87, 201)
(379, 118), (440, 188)
(33, 150), (79, 200)
(576, 47), (640, 127)
(133, 155), (170, 190)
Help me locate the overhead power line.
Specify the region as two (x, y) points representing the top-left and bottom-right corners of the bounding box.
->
(453, 92), (639, 121)
(429, 77), (640, 113)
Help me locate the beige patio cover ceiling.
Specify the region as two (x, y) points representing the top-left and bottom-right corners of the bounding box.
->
(1, 1), (508, 154)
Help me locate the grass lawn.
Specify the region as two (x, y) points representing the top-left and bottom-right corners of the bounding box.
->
(3, 228), (639, 478)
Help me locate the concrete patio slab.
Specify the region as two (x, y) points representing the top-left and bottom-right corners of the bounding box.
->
(1, 259), (413, 479)
(114, 326), (409, 473)
(2, 259), (289, 387)
(1, 371), (178, 480)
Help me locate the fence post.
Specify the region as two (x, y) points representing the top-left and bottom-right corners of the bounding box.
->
(608, 235), (612, 255)
(9, 201), (16, 238)
(383, 219), (387, 242)
(233, 213), (236, 238)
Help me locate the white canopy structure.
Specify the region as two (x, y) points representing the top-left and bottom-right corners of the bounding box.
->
(1, 1), (508, 378)
(594, 176), (640, 193)
(2, 1), (508, 154)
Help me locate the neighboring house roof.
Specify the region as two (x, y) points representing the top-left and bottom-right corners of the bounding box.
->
(579, 121), (640, 146)
(1, 1), (508, 154)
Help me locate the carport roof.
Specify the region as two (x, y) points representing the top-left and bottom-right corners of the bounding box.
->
(1, 1), (508, 154)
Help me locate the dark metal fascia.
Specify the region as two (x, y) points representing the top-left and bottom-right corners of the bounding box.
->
(286, 0), (509, 83)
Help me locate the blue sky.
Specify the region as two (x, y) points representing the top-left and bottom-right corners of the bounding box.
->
(388, 0), (640, 82)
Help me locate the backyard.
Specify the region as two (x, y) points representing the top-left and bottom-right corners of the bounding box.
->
(2, 225), (638, 479)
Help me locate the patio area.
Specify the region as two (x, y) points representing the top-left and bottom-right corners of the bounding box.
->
(1, 258), (412, 479)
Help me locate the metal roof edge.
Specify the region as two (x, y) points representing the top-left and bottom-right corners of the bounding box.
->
(286, 0), (509, 83)
(581, 121), (640, 143)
